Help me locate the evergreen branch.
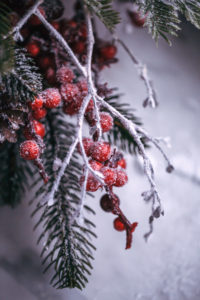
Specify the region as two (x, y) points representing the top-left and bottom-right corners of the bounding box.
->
(2, 48), (43, 102)
(0, 141), (33, 207)
(32, 110), (96, 290)
(176, 0), (200, 29)
(84, 0), (121, 32)
(0, 3), (15, 74)
(136, 0), (181, 44)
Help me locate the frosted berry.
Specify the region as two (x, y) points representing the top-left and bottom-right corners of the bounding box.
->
(32, 107), (47, 120)
(80, 174), (101, 192)
(42, 88), (61, 108)
(78, 138), (94, 156)
(100, 194), (120, 212)
(60, 83), (79, 103)
(128, 11), (146, 27)
(29, 96), (43, 110)
(100, 167), (116, 186)
(118, 158), (127, 169)
(29, 7), (45, 26)
(91, 141), (111, 162)
(89, 159), (103, 171)
(100, 112), (113, 132)
(57, 66), (75, 84)
(78, 80), (88, 97)
(26, 41), (40, 57)
(86, 99), (94, 113)
(24, 120), (45, 139)
(114, 170), (128, 187)
(20, 140), (40, 160)
(63, 102), (80, 116)
(100, 45), (117, 60)
(113, 217), (125, 231)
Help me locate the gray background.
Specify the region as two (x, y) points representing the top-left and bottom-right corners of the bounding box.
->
(0, 2), (200, 300)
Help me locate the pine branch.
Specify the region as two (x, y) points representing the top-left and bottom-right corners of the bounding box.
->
(84, 0), (121, 32)
(0, 3), (14, 74)
(176, 0), (200, 29)
(2, 48), (43, 102)
(31, 110), (96, 290)
(136, 0), (181, 44)
(0, 141), (34, 207)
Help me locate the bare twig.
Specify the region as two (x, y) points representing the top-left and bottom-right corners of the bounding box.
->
(115, 38), (158, 108)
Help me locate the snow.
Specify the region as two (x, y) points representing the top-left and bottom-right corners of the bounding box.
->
(0, 10), (200, 300)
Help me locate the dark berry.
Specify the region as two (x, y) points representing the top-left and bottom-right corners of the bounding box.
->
(91, 141), (111, 162)
(20, 140), (40, 160)
(114, 170), (128, 187)
(100, 194), (120, 212)
(100, 112), (113, 132)
(113, 217), (125, 231)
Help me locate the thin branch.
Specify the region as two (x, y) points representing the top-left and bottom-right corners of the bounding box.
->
(115, 38), (158, 108)
(35, 9), (86, 76)
(6, 0), (43, 40)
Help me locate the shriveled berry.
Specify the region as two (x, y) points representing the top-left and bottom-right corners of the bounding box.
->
(29, 96), (43, 110)
(89, 159), (103, 171)
(57, 66), (75, 84)
(114, 170), (128, 187)
(118, 158), (127, 169)
(32, 107), (47, 120)
(113, 217), (125, 231)
(26, 41), (40, 57)
(78, 138), (94, 156)
(60, 83), (79, 103)
(100, 45), (117, 60)
(100, 194), (120, 212)
(100, 167), (116, 186)
(91, 141), (111, 162)
(42, 88), (61, 108)
(100, 112), (113, 132)
(20, 140), (40, 160)
(24, 120), (45, 139)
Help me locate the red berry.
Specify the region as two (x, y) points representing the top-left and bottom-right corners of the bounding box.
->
(86, 99), (94, 113)
(114, 170), (128, 187)
(57, 66), (75, 84)
(80, 174), (101, 192)
(78, 138), (94, 156)
(45, 67), (57, 85)
(118, 158), (127, 169)
(113, 217), (125, 231)
(60, 83), (79, 103)
(20, 140), (40, 160)
(100, 194), (120, 212)
(78, 80), (88, 97)
(42, 88), (61, 109)
(29, 7), (45, 26)
(91, 141), (111, 162)
(100, 112), (113, 132)
(29, 96), (43, 110)
(89, 159), (103, 171)
(128, 11), (146, 27)
(26, 41), (40, 57)
(63, 102), (80, 116)
(24, 120), (45, 139)
(100, 167), (116, 186)
(38, 55), (54, 70)
(100, 45), (117, 60)
(32, 107), (47, 120)
(72, 41), (86, 54)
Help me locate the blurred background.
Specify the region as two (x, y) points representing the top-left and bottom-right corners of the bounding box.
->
(0, 2), (200, 300)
